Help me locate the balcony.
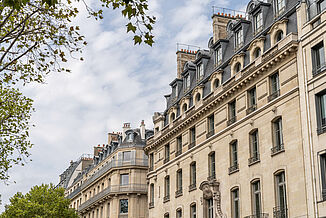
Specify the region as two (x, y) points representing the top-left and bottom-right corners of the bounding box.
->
(248, 155), (260, 165)
(206, 129), (215, 139)
(67, 186), (81, 199)
(268, 90), (280, 102)
(175, 149), (182, 157)
(273, 206), (287, 218)
(81, 158), (148, 190)
(312, 62), (326, 77)
(188, 141), (195, 149)
(228, 164), (239, 174)
(227, 116), (237, 126)
(175, 189), (183, 198)
(271, 144), (284, 155)
(163, 195), (170, 203)
(246, 105), (257, 115)
(317, 123), (326, 135)
(188, 183), (196, 192)
(78, 183), (147, 212)
(149, 202), (154, 209)
(244, 213), (269, 218)
(163, 157), (170, 164)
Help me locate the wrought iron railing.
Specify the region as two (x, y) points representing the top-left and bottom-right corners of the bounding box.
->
(228, 163), (239, 174)
(248, 155), (260, 165)
(78, 183), (147, 212)
(81, 158), (148, 190)
(271, 144), (284, 155)
(175, 189), (183, 197)
(149, 202), (154, 209)
(312, 62), (326, 77)
(206, 129), (215, 138)
(317, 123), (326, 135)
(163, 195), (170, 203)
(246, 105), (257, 115)
(188, 141), (195, 149)
(268, 90), (280, 102)
(244, 213), (269, 218)
(227, 116), (237, 126)
(273, 206), (287, 218)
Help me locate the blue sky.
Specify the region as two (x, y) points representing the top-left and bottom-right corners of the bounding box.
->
(0, 0), (248, 211)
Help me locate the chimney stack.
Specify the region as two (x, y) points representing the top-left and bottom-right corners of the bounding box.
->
(212, 14), (233, 43)
(176, 50), (196, 79)
(122, 123), (131, 141)
(140, 120), (145, 140)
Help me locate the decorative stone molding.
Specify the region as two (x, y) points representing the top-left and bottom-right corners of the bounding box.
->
(180, 96), (191, 115)
(209, 70), (223, 92)
(229, 53), (245, 77)
(268, 18), (288, 47)
(247, 37), (266, 62)
(192, 84), (205, 105)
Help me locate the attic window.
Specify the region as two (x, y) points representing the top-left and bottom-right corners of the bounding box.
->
(184, 74), (190, 90)
(214, 79), (220, 89)
(235, 62), (242, 73)
(235, 28), (243, 49)
(215, 47), (222, 66)
(182, 104), (188, 113)
(275, 30), (284, 43)
(253, 12), (263, 33)
(254, 48), (261, 58)
(197, 63), (204, 80)
(170, 113), (176, 122)
(275, 0), (285, 16)
(195, 93), (201, 103)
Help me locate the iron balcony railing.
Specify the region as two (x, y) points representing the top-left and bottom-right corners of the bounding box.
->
(273, 206), (287, 218)
(78, 183), (147, 212)
(175, 149), (182, 157)
(206, 129), (215, 139)
(228, 163), (239, 174)
(271, 144), (284, 155)
(248, 155), (260, 165)
(317, 123), (326, 135)
(67, 186), (81, 199)
(244, 213), (269, 218)
(188, 141), (195, 149)
(189, 183), (196, 191)
(175, 189), (183, 197)
(268, 90), (280, 102)
(227, 116), (237, 126)
(246, 104), (257, 115)
(312, 62), (326, 77)
(149, 202), (154, 209)
(81, 158), (148, 190)
(163, 195), (170, 203)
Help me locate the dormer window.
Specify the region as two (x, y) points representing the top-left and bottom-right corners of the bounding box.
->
(253, 12), (263, 33)
(318, 0), (326, 14)
(197, 63), (204, 80)
(184, 74), (190, 91)
(235, 28), (243, 49)
(182, 104), (188, 113)
(275, 0), (285, 16)
(170, 113), (176, 122)
(254, 48), (261, 58)
(173, 85), (178, 98)
(213, 79), (220, 89)
(215, 47), (222, 66)
(275, 30), (284, 43)
(235, 62), (242, 73)
(195, 93), (201, 103)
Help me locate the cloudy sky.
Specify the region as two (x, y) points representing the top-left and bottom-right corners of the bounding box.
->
(0, 0), (247, 211)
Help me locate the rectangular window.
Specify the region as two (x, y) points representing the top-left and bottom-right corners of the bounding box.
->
(190, 204), (196, 218)
(123, 151), (131, 161)
(189, 126), (196, 149)
(252, 181), (262, 216)
(208, 152), (216, 180)
(119, 199), (128, 214)
(318, 0), (326, 13)
(235, 29), (243, 49)
(164, 176), (170, 201)
(149, 153), (154, 171)
(150, 183), (154, 204)
(207, 114), (215, 138)
(231, 188), (240, 218)
(229, 141), (239, 173)
(184, 74), (190, 90)
(247, 87), (257, 114)
(249, 130), (259, 164)
(176, 135), (182, 157)
(207, 198), (214, 218)
(316, 91), (326, 134)
(215, 47), (222, 66)
(176, 170), (183, 192)
(197, 63), (204, 80)
(272, 118), (284, 154)
(176, 209), (182, 218)
(254, 12), (263, 33)
(275, 0), (285, 16)
(120, 174), (129, 185)
(274, 172), (287, 217)
(320, 154), (326, 200)
(190, 162), (196, 189)
(312, 41), (325, 76)
(228, 100), (236, 125)
(269, 72), (280, 101)
(164, 144), (170, 163)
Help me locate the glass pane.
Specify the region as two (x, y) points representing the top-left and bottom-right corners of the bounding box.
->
(120, 174), (129, 185)
(123, 151), (131, 161)
(120, 199), (128, 214)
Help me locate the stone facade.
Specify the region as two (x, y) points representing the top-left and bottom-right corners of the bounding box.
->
(145, 1), (326, 218)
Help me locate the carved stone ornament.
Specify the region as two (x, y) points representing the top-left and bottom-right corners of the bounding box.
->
(199, 180), (226, 218)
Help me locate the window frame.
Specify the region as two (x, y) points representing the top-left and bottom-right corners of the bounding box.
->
(316, 90), (326, 134)
(119, 199), (128, 214)
(215, 47), (222, 66)
(251, 180), (262, 216)
(311, 41), (325, 76)
(231, 187), (240, 218)
(235, 28), (244, 49)
(274, 171), (287, 215)
(253, 11), (263, 33)
(208, 152), (216, 180)
(197, 62), (204, 80)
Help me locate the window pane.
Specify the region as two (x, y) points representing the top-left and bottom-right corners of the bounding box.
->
(120, 174), (129, 185)
(123, 151), (131, 161)
(120, 199), (128, 214)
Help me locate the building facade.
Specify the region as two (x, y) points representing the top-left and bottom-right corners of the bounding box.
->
(145, 1), (326, 218)
(60, 121), (153, 218)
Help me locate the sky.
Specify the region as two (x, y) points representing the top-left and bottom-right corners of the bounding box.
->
(0, 0), (248, 211)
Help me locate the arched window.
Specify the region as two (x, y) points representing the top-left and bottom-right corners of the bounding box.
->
(170, 113), (175, 122)
(182, 104), (188, 113)
(254, 47), (261, 58)
(213, 79), (220, 89)
(275, 30), (284, 43)
(235, 62), (242, 73)
(195, 93), (201, 103)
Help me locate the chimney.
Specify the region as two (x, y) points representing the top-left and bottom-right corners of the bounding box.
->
(140, 120), (145, 140)
(108, 132), (119, 144)
(212, 14), (233, 43)
(93, 145), (102, 156)
(176, 50), (196, 79)
(122, 123), (131, 141)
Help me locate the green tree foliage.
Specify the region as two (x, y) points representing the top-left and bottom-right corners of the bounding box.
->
(0, 86), (34, 181)
(0, 184), (78, 217)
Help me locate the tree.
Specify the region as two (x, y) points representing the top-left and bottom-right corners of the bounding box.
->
(0, 0), (155, 181)
(0, 183), (78, 217)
